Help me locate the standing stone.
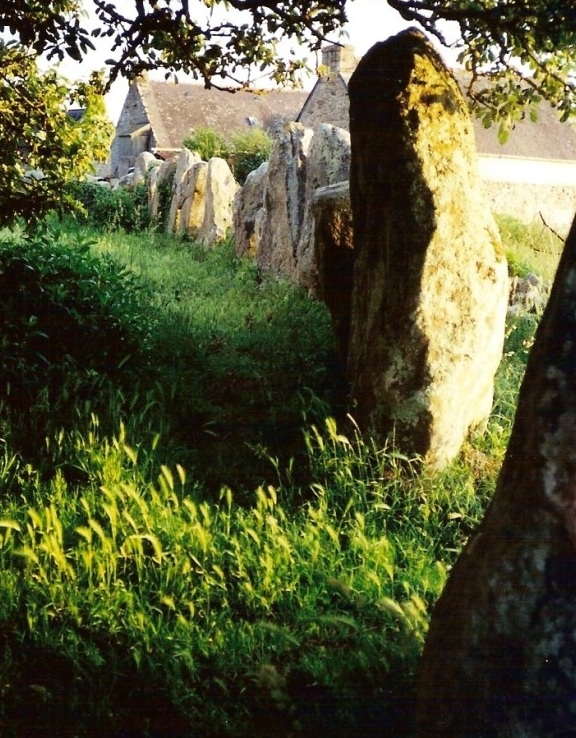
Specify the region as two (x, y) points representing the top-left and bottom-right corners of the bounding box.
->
(416, 213), (576, 737)
(132, 151), (159, 187)
(148, 164), (161, 217)
(179, 161), (208, 237)
(166, 149), (201, 233)
(312, 180), (354, 361)
(149, 158), (176, 222)
(256, 122), (314, 280)
(197, 157), (238, 246)
(233, 161), (268, 259)
(296, 123), (351, 292)
(347, 29), (508, 468)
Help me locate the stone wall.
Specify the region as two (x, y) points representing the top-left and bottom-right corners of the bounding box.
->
(481, 178), (576, 237)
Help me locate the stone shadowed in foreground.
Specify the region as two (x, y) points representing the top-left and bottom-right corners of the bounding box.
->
(416, 212), (576, 736)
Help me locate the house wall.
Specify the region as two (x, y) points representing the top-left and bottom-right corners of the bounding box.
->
(478, 155), (576, 187)
(482, 180), (576, 236)
(110, 83), (151, 177)
(298, 76), (350, 131)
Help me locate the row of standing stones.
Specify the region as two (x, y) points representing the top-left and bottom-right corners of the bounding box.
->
(132, 28), (571, 735)
(131, 147), (239, 247)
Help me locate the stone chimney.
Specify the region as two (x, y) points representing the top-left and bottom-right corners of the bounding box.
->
(321, 44), (357, 76)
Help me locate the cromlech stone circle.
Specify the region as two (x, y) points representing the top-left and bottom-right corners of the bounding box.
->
(295, 123), (351, 292)
(148, 158), (176, 221)
(132, 151), (158, 187)
(166, 148), (201, 233)
(198, 157), (239, 246)
(346, 28), (508, 468)
(233, 161), (268, 259)
(416, 213), (576, 737)
(152, 148), (237, 245)
(178, 160), (208, 238)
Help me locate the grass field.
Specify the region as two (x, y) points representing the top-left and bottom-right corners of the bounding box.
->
(0, 208), (563, 737)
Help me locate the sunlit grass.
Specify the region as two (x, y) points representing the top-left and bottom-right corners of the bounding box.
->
(0, 412), (497, 736)
(0, 212), (548, 736)
(496, 212), (564, 282)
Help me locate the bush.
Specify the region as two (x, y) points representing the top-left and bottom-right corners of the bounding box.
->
(183, 125), (272, 184)
(66, 180), (151, 232)
(183, 126), (229, 161)
(496, 213), (563, 282)
(229, 128), (272, 184)
(0, 228), (153, 454)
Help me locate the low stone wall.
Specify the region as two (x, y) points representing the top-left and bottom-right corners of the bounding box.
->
(478, 154), (576, 235)
(481, 179), (576, 237)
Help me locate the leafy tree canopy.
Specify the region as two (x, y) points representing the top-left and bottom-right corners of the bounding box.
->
(0, 40), (113, 226)
(2, 1), (574, 115)
(0, 1), (575, 224)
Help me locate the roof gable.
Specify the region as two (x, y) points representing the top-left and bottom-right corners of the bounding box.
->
(134, 78), (310, 151)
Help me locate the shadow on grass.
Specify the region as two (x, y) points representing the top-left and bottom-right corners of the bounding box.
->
(0, 638), (417, 738)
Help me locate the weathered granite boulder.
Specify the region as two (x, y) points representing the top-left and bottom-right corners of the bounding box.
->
(132, 151), (159, 187)
(508, 272), (551, 315)
(312, 180), (354, 361)
(234, 161), (268, 259)
(197, 157), (238, 246)
(296, 123), (351, 292)
(147, 165), (161, 215)
(416, 213), (576, 737)
(148, 158), (177, 222)
(166, 149), (201, 233)
(346, 29), (508, 468)
(179, 161), (208, 237)
(256, 122), (314, 279)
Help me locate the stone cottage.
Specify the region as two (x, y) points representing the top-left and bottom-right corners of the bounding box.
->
(298, 44), (576, 234)
(297, 44), (359, 131)
(111, 75), (309, 177)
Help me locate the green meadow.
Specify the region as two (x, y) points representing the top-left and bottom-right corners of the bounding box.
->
(0, 189), (563, 737)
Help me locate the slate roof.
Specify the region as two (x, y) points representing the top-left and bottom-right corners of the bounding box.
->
(119, 62), (576, 165)
(454, 74), (576, 160)
(468, 93), (576, 160)
(297, 63), (576, 162)
(137, 78), (310, 150)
